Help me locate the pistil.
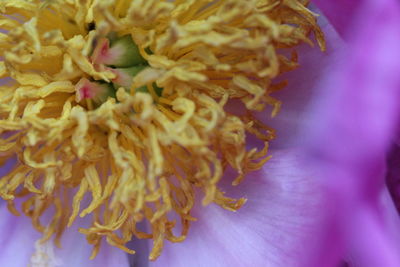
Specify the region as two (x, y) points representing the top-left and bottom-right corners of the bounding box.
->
(80, 34), (157, 106)
(91, 35), (147, 67)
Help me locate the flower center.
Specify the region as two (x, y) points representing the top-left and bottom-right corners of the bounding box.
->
(75, 33), (163, 108)
(0, 0), (325, 261)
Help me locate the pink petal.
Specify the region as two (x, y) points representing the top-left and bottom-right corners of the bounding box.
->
(149, 150), (329, 267)
(54, 218), (130, 267)
(306, 0), (400, 202)
(386, 145), (400, 212)
(262, 14), (345, 149)
(0, 204), (130, 267)
(379, 188), (400, 252)
(0, 204), (41, 266)
(345, 189), (400, 267)
(311, 0), (363, 37)
(304, 0), (400, 265)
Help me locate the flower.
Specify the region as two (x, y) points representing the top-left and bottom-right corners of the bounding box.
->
(0, 0), (330, 266)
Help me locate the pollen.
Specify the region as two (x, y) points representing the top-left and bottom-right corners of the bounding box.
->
(0, 0), (325, 261)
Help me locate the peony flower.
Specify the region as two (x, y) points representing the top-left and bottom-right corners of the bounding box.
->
(13, 0), (400, 266)
(0, 0), (368, 266)
(5, 0), (400, 267)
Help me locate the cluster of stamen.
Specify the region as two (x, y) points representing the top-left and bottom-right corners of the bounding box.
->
(0, 0), (325, 261)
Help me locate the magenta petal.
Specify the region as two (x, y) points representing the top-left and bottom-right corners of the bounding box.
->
(345, 190), (400, 267)
(306, 0), (400, 200)
(313, 0), (400, 39)
(379, 188), (400, 251)
(304, 0), (400, 266)
(311, 0), (363, 37)
(386, 144), (400, 213)
(149, 150), (328, 267)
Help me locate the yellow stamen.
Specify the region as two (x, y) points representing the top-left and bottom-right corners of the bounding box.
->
(0, 0), (325, 261)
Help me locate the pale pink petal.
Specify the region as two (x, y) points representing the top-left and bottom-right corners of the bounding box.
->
(127, 226), (151, 267)
(262, 13), (345, 148)
(54, 217), (130, 267)
(0, 204), (130, 267)
(0, 204), (41, 267)
(149, 150), (329, 267)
